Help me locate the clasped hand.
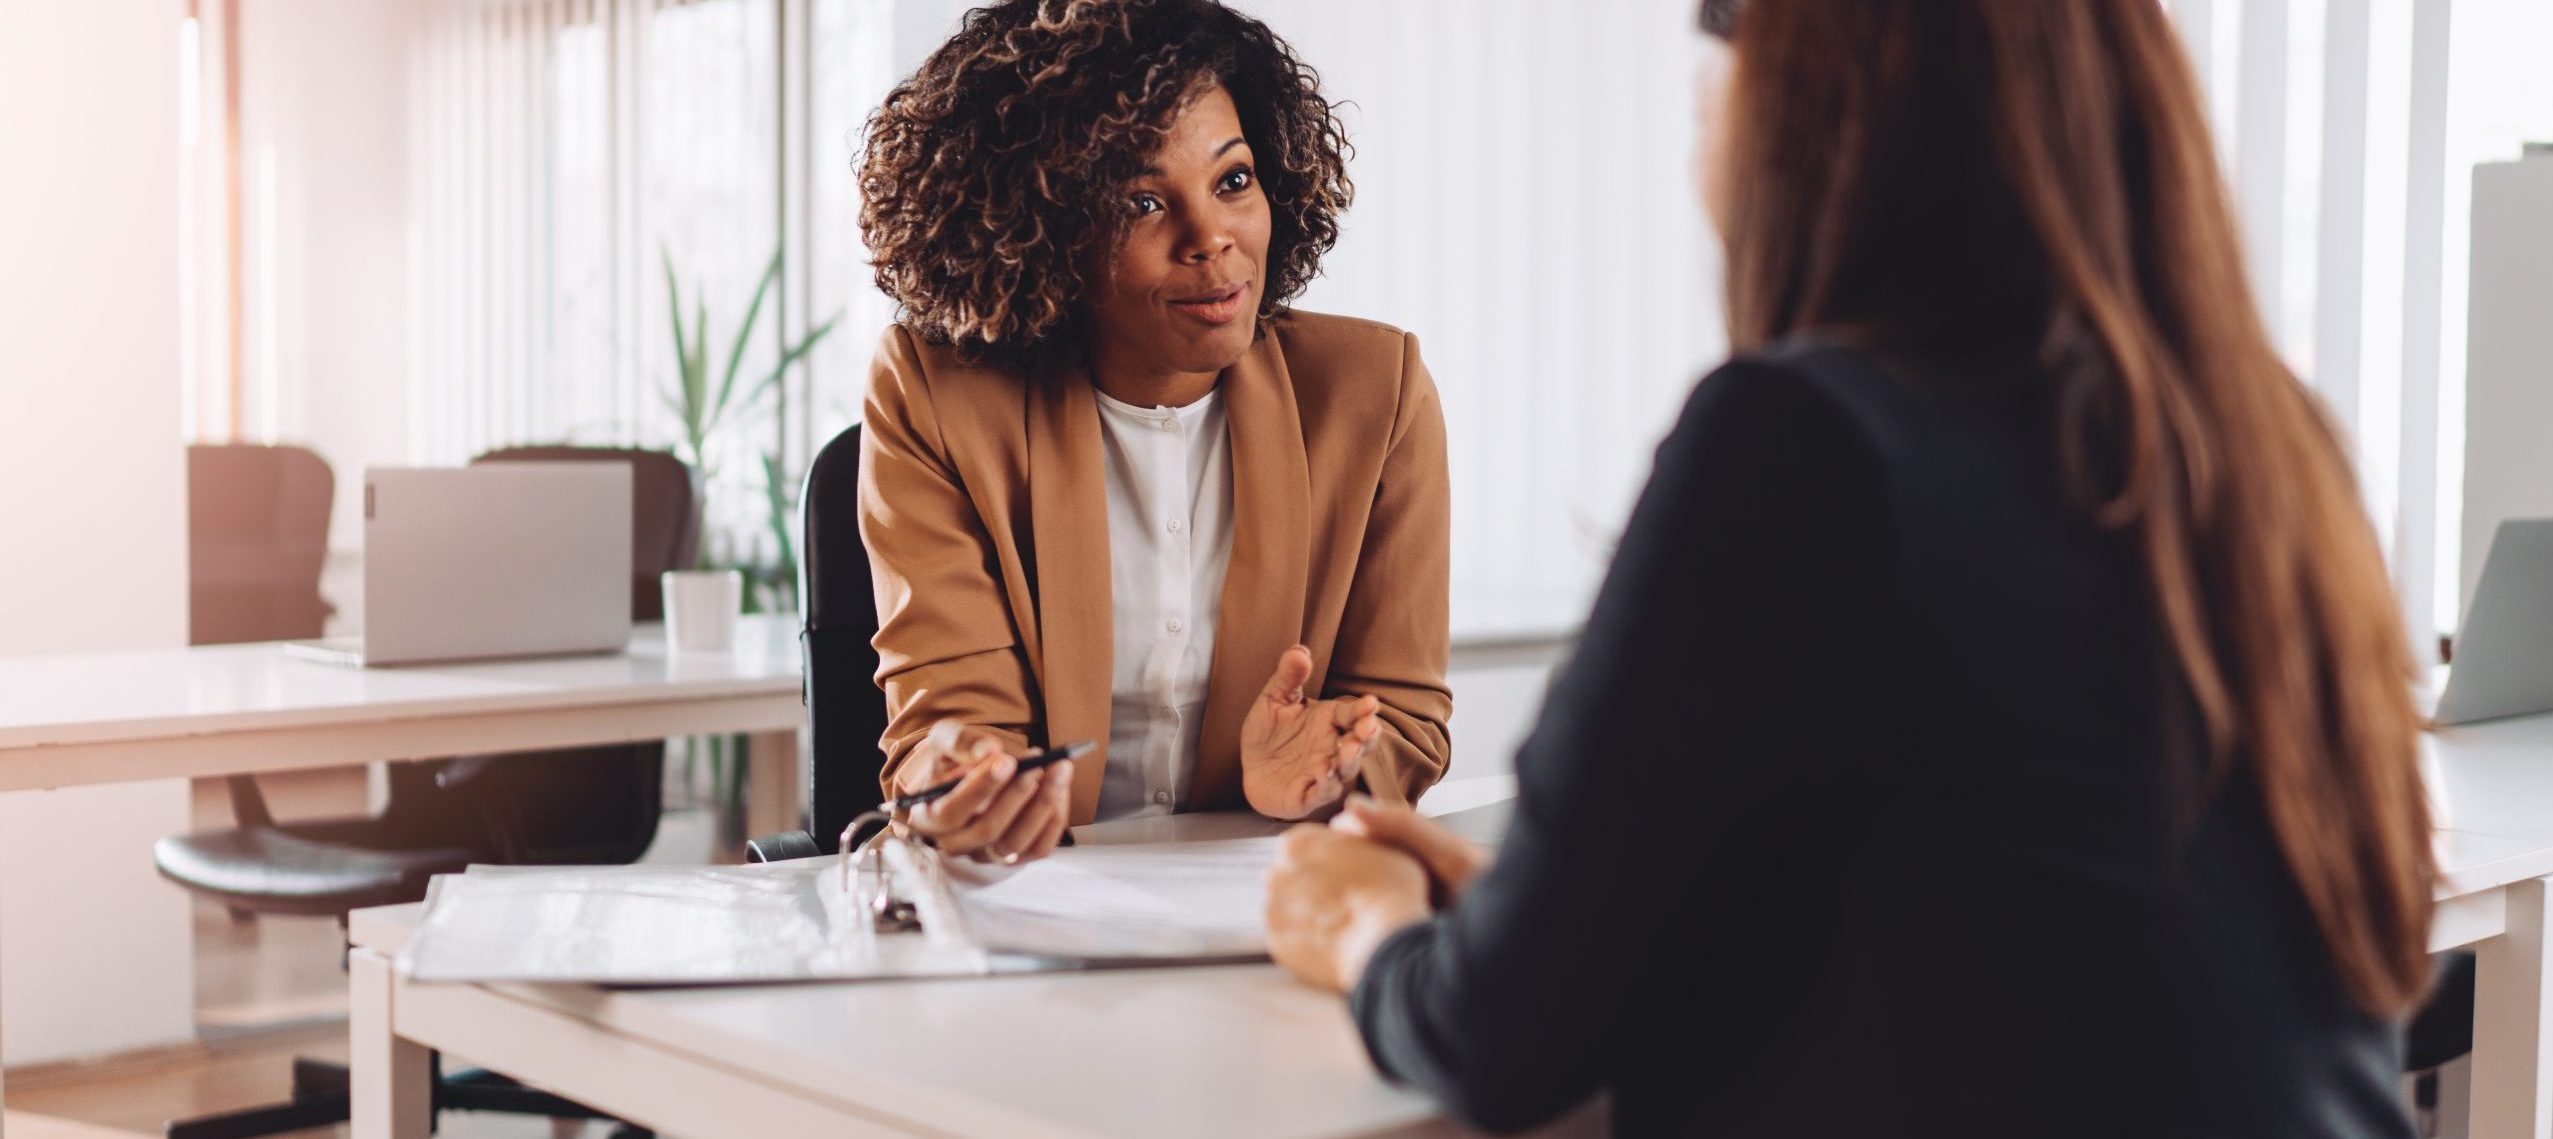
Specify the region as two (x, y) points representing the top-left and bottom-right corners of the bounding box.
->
(1264, 797), (1493, 992)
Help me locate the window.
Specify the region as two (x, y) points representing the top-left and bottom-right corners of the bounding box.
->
(412, 0), (898, 589)
(2171, 0), (2553, 658)
(397, 0), (2552, 646)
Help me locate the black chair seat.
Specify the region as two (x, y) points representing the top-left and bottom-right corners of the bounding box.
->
(154, 826), (474, 916)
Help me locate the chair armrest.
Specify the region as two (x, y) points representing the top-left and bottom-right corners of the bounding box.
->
(744, 830), (825, 863)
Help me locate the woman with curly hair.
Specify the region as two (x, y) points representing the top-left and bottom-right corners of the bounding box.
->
(852, 0), (1449, 864)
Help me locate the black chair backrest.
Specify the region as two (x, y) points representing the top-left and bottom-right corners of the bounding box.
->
(187, 444), (334, 646)
(801, 424), (889, 851)
(445, 446), (702, 864)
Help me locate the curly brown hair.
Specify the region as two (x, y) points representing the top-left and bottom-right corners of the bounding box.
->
(857, 0), (1353, 373)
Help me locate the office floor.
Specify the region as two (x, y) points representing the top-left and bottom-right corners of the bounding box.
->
(4, 766), (723, 1139)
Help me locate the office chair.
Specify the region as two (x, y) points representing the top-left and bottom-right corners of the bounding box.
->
(2407, 951), (2477, 1126)
(186, 444), (335, 647)
(154, 446), (699, 1139)
(435, 446), (704, 868)
(748, 424), (890, 863)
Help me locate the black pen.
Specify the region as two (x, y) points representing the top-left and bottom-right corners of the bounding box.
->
(889, 740), (1096, 813)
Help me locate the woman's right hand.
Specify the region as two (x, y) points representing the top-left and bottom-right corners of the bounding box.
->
(896, 720), (1073, 864)
(1330, 795), (1491, 903)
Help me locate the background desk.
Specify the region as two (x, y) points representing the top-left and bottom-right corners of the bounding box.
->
(0, 616), (805, 812)
(2432, 713), (2553, 1139)
(0, 616), (807, 1135)
(343, 789), (1602, 1139)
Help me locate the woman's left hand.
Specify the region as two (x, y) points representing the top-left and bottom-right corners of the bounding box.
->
(1241, 645), (1384, 819)
(1333, 795), (1491, 904)
(1265, 823), (1432, 993)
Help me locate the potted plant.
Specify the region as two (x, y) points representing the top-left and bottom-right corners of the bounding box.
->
(657, 246), (838, 840)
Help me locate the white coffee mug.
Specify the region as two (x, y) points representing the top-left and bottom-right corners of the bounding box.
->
(662, 569), (743, 654)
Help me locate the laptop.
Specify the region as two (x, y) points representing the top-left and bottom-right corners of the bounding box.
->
(287, 464), (634, 667)
(2437, 517), (2553, 725)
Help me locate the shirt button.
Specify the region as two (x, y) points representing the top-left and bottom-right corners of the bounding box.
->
(1166, 618), (1184, 634)
(1153, 790), (1172, 805)
(1166, 518), (1183, 534)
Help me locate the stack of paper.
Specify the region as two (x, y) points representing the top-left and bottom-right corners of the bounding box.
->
(398, 835), (1284, 984)
(943, 835), (1276, 963)
(398, 858), (1005, 984)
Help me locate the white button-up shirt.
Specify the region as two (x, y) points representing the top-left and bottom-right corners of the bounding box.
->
(1092, 386), (1236, 821)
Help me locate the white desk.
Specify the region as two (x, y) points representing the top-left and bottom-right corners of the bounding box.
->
(2430, 714), (2553, 1139)
(0, 616), (808, 1134)
(0, 617), (804, 802)
(344, 786), (1598, 1139)
(343, 710), (2553, 1139)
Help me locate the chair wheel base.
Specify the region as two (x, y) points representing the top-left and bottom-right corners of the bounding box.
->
(163, 1094), (349, 1139)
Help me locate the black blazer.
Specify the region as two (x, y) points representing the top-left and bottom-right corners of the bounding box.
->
(1351, 343), (2413, 1138)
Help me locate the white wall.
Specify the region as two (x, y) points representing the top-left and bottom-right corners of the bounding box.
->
(1443, 653), (1563, 783)
(0, 0), (201, 1066)
(235, 0), (416, 629)
(1235, 0), (1723, 639)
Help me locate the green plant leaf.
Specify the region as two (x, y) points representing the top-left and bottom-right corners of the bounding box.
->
(738, 312), (843, 412)
(791, 311), (843, 360)
(663, 249), (711, 469)
(662, 247), (690, 419)
(761, 450), (798, 599)
(688, 296), (711, 453)
(708, 313), (840, 441)
(714, 251), (783, 435)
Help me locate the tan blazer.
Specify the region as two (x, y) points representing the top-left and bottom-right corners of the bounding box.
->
(859, 310), (1453, 824)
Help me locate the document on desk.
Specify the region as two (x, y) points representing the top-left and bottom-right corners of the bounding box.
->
(939, 835), (1275, 963)
(396, 835), (1280, 983)
(398, 858), (1019, 985)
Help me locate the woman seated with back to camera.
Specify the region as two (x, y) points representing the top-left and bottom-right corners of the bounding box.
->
(1265, 1), (2437, 1136)
(850, 0), (1452, 865)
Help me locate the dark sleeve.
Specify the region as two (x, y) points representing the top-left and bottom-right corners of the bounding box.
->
(1348, 361), (1890, 1132)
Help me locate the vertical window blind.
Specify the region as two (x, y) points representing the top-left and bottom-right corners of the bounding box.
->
(405, 0), (2550, 647)
(2171, 0), (2553, 657)
(409, 0), (897, 573)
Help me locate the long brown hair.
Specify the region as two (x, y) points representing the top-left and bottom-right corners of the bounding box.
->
(1702, 0), (2434, 1016)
